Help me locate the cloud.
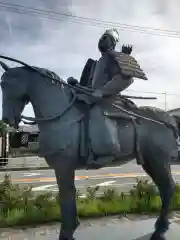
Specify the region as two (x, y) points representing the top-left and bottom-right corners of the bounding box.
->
(0, 0), (180, 117)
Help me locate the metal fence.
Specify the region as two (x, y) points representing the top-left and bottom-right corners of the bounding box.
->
(0, 156), (49, 171)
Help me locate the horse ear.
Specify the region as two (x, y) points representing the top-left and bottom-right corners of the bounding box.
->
(0, 61), (9, 72)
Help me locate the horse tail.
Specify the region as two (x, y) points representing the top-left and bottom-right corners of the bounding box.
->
(0, 61), (9, 71)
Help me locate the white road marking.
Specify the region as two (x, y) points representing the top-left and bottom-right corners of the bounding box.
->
(31, 180), (154, 193)
(14, 175), (180, 185)
(89, 173), (148, 180)
(96, 181), (116, 187)
(76, 182), (138, 189)
(28, 174), (180, 193)
(31, 180), (116, 192)
(103, 165), (139, 170)
(23, 172), (41, 177)
(79, 194), (87, 198)
(31, 179), (141, 192)
(32, 184), (56, 191)
(103, 166), (124, 169)
(14, 173), (149, 185)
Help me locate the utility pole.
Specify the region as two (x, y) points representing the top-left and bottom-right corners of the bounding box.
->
(164, 92), (167, 111)
(0, 132), (8, 167)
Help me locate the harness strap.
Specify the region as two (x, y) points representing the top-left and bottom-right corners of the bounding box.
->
(21, 90), (77, 122)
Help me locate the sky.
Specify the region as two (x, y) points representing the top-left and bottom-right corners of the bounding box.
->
(0, 0), (180, 117)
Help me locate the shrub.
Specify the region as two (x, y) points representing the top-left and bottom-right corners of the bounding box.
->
(0, 175), (180, 227)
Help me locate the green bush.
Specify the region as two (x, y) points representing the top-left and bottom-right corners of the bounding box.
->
(0, 121), (7, 137)
(0, 175), (180, 227)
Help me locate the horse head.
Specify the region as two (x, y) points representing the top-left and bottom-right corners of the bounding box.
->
(0, 62), (75, 129)
(1, 67), (30, 129)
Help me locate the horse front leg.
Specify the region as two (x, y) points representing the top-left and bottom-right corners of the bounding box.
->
(54, 165), (80, 240)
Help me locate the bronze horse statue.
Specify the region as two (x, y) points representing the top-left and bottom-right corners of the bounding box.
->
(0, 56), (178, 240)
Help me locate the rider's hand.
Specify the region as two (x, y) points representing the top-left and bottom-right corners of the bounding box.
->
(122, 45), (133, 55)
(67, 77), (78, 86)
(92, 89), (103, 98)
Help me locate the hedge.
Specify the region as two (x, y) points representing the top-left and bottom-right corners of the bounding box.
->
(0, 174), (180, 227)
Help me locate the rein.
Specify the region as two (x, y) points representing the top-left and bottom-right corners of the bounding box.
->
(21, 90), (77, 122)
(0, 54), (163, 125)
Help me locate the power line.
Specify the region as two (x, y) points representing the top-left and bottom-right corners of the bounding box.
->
(0, 6), (178, 38)
(125, 90), (165, 95)
(1, 1), (179, 35)
(0, 2), (180, 38)
(125, 89), (180, 96)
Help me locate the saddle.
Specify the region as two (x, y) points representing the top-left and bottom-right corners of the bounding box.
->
(68, 84), (178, 168)
(103, 96), (138, 119)
(75, 94), (138, 165)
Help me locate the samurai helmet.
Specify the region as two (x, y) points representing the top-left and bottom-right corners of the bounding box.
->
(103, 28), (119, 44)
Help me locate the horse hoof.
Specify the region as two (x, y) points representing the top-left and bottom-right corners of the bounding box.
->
(150, 232), (166, 240)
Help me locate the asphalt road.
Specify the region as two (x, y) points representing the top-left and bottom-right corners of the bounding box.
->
(1, 159), (180, 197)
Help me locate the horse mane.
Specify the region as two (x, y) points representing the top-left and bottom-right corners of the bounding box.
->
(0, 61), (9, 71)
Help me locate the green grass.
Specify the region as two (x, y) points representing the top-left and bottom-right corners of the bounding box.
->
(0, 175), (180, 227)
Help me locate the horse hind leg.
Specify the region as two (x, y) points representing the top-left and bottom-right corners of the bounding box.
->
(141, 153), (175, 240)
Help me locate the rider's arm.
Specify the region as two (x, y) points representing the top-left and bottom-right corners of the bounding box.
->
(101, 74), (133, 97)
(92, 74), (134, 98)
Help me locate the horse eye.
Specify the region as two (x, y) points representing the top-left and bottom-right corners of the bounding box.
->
(0, 81), (8, 89)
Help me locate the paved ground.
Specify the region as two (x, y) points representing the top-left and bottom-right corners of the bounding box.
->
(1, 216), (180, 239)
(1, 158), (180, 197)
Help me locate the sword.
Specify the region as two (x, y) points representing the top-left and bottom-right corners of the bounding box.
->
(121, 95), (157, 100)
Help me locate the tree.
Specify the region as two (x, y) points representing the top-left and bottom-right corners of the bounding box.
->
(0, 120), (8, 167)
(0, 120), (7, 137)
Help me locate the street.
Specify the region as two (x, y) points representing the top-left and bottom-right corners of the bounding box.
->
(1, 159), (180, 197)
